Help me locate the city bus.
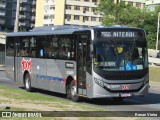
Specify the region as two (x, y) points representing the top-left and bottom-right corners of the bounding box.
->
(5, 25), (149, 102)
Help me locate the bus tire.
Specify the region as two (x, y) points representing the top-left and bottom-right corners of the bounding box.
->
(66, 84), (71, 99)
(70, 81), (80, 102)
(24, 73), (32, 92)
(112, 97), (124, 102)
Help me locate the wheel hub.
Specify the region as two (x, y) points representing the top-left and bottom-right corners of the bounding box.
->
(71, 86), (76, 97)
(26, 78), (29, 89)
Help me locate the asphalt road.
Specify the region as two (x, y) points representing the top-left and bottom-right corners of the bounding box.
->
(0, 70), (160, 119)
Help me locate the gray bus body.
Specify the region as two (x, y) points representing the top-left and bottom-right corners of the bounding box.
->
(5, 26), (149, 100)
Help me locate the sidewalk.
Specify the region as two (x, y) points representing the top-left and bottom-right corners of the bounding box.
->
(0, 64), (5, 71)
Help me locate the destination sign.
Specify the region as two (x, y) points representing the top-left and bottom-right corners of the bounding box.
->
(97, 30), (144, 38)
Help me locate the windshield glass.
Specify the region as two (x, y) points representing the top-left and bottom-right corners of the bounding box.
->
(93, 38), (148, 71)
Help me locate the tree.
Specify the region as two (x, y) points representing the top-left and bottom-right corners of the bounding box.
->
(98, 0), (160, 49)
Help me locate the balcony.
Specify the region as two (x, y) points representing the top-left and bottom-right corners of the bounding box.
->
(32, 1), (36, 5)
(0, 4), (6, 8)
(19, 15), (27, 19)
(31, 16), (35, 21)
(65, 19), (101, 26)
(19, 22), (31, 27)
(20, 7), (27, 11)
(32, 8), (36, 12)
(31, 23), (35, 27)
(19, 22), (26, 26)
(20, 0), (32, 4)
(66, 0), (97, 7)
(0, 12), (5, 16)
(0, 19), (4, 24)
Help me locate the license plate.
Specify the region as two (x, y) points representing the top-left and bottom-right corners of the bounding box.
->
(120, 93), (131, 97)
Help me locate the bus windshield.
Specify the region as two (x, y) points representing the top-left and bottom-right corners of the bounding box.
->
(94, 38), (148, 71)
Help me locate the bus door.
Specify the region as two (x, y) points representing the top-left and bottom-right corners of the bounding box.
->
(77, 39), (87, 96)
(14, 38), (20, 82)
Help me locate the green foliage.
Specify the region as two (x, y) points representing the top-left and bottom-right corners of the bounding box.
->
(98, 0), (160, 49)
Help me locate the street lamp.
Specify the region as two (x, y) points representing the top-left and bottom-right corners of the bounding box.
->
(156, 12), (160, 50)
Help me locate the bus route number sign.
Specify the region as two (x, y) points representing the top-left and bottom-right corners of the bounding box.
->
(101, 31), (136, 38)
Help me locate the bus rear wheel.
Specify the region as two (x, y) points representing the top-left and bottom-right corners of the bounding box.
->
(24, 73), (32, 92)
(70, 81), (80, 102)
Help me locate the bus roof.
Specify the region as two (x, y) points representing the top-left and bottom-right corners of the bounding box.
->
(6, 25), (144, 37)
(6, 29), (92, 37)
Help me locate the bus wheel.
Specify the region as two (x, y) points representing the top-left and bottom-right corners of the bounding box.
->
(24, 73), (32, 92)
(70, 81), (80, 102)
(66, 84), (71, 99)
(112, 97), (124, 102)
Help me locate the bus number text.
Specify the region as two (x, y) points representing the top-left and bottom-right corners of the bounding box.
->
(21, 58), (32, 73)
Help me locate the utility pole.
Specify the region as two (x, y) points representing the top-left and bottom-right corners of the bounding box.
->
(14, 0), (20, 32)
(156, 12), (160, 50)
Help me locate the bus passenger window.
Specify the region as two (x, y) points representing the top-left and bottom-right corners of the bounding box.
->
(59, 35), (75, 59)
(36, 36), (46, 58)
(20, 37), (30, 57)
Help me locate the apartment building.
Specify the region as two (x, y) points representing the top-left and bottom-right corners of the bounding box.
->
(36, 0), (103, 27)
(122, 0), (145, 9)
(36, 0), (146, 27)
(146, 0), (160, 11)
(0, 0), (36, 31)
(19, 0), (36, 29)
(0, 0), (11, 30)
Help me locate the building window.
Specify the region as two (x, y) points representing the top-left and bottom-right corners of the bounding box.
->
(99, 17), (103, 22)
(74, 15), (79, 20)
(128, 2), (133, 6)
(44, 5), (49, 12)
(84, 7), (89, 11)
(91, 7), (96, 12)
(136, 3), (141, 8)
(50, 15), (54, 19)
(44, 15), (49, 19)
(84, 0), (89, 2)
(65, 14), (71, 20)
(92, 0), (97, 2)
(74, 6), (80, 10)
(50, 5), (55, 10)
(66, 5), (71, 10)
(83, 16), (89, 21)
(91, 17), (96, 21)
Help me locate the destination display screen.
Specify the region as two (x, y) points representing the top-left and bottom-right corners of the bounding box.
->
(97, 29), (144, 38)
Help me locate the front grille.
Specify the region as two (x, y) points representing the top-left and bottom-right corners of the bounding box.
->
(104, 76), (143, 80)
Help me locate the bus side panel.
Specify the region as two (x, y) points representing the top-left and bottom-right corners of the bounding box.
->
(47, 60), (76, 94)
(86, 72), (93, 98)
(46, 59), (59, 92)
(5, 56), (14, 81)
(36, 59), (47, 90)
(17, 57), (37, 88)
(15, 57), (22, 83)
(29, 58), (37, 88)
